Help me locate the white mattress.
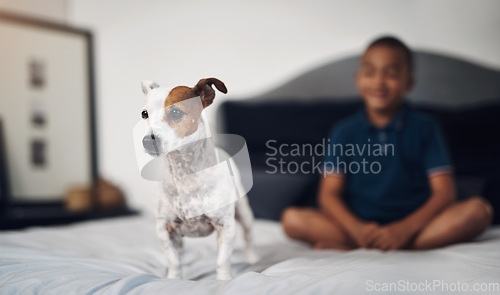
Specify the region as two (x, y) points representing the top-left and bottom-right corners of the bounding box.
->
(1, 215), (499, 294)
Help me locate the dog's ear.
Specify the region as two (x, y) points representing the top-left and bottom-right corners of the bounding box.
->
(141, 80), (160, 94)
(192, 78), (227, 108)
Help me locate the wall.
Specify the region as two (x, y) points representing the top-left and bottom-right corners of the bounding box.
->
(9, 0), (500, 213)
(0, 0), (67, 22)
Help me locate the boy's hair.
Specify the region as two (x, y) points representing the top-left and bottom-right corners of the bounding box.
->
(367, 36), (414, 75)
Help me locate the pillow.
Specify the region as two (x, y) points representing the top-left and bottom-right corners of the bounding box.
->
(246, 168), (315, 220)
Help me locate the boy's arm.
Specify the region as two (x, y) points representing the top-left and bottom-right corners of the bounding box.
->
(398, 172), (456, 234)
(371, 116), (455, 250)
(318, 174), (380, 248)
(401, 117), (456, 233)
(371, 172), (456, 250)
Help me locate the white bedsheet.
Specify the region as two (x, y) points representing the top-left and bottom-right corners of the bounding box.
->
(1, 215), (499, 294)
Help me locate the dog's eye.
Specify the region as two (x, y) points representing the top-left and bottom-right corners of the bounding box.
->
(141, 110), (148, 119)
(168, 108), (186, 121)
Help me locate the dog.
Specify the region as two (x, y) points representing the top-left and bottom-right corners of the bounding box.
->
(140, 78), (258, 280)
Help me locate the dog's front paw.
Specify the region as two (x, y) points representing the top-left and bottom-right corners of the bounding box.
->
(167, 268), (181, 279)
(216, 272), (233, 280)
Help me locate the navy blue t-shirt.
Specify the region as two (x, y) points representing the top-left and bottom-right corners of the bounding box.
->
(323, 104), (452, 224)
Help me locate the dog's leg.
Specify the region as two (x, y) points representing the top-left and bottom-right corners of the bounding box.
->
(214, 218), (236, 280)
(156, 219), (183, 279)
(236, 196), (260, 264)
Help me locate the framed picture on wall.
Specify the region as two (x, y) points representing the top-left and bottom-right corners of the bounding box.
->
(0, 120), (10, 213)
(0, 11), (97, 223)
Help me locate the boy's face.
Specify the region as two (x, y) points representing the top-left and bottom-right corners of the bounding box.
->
(356, 45), (413, 113)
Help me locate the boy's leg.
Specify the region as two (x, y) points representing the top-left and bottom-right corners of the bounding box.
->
(409, 197), (494, 250)
(281, 207), (356, 250)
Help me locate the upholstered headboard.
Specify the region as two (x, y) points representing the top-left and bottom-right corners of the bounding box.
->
(247, 50), (500, 107)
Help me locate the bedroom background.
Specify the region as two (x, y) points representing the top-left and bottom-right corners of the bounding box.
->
(0, 0), (499, 215)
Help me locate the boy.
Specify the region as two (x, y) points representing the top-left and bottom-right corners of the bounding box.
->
(281, 36), (493, 250)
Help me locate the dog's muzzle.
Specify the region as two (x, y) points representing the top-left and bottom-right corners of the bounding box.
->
(142, 134), (162, 156)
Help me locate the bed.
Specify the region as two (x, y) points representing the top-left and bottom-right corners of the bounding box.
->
(1, 215), (500, 294)
(1, 50), (500, 294)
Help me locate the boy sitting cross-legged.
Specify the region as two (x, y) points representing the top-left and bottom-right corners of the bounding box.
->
(281, 36), (493, 251)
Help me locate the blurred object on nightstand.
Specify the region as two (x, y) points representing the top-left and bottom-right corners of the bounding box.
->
(65, 185), (93, 213)
(65, 178), (126, 213)
(95, 179), (126, 210)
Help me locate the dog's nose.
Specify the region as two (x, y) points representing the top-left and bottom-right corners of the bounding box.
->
(142, 134), (161, 155)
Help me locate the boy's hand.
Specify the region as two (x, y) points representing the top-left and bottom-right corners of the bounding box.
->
(350, 222), (380, 248)
(370, 222), (413, 251)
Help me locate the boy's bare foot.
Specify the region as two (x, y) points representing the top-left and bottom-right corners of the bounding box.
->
(349, 221), (380, 248)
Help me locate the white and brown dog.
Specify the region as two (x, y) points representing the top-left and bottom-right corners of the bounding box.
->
(140, 78), (258, 280)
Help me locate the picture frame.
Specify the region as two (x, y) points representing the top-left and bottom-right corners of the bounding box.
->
(0, 119), (10, 213)
(0, 11), (97, 206)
